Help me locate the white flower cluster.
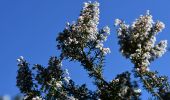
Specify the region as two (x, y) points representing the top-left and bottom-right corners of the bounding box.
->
(118, 86), (129, 97)
(114, 19), (122, 26)
(115, 11), (167, 70)
(57, 1), (111, 57)
(77, 1), (100, 41)
(151, 40), (167, 58)
(100, 26), (110, 41)
(132, 11), (153, 33)
(58, 1), (100, 48)
(63, 36), (79, 46)
(95, 40), (111, 55)
(95, 26), (111, 55)
(63, 69), (71, 85)
(63, 1), (100, 43)
(154, 21), (165, 33)
(48, 69), (71, 90)
(17, 56), (25, 67)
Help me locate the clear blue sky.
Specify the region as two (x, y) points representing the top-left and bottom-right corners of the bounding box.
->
(0, 0), (170, 99)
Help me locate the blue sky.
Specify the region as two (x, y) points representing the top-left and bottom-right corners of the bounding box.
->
(0, 0), (170, 99)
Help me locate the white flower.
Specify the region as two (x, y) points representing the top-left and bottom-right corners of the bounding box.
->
(114, 19), (122, 26)
(63, 77), (70, 84)
(84, 2), (89, 8)
(56, 81), (62, 88)
(17, 59), (21, 63)
(146, 67), (150, 71)
(100, 34), (108, 41)
(150, 36), (156, 46)
(58, 81), (62, 85)
(134, 88), (141, 93)
(121, 86), (129, 95)
(66, 22), (70, 29)
(102, 48), (111, 55)
(32, 96), (42, 100)
(142, 52), (151, 60)
(146, 10), (150, 15)
(67, 96), (78, 100)
(65, 69), (69, 76)
(155, 21), (165, 32)
(24, 96), (29, 100)
(95, 43), (103, 50)
(93, 1), (100, 7)
(115, 79), (119, 82)
(74, 40), (78, 44)
(59, 61), (62, 66)
(66, 22), (70, 26)
(152, 40), (167, 58)
(103, 26), (110, 34)
(68, 37), (73, 44)
(141, 59), (150, 67)
(72, 38), (78, 44)
(135, 68), (140, 72)
(51, 78), (55, 81)
(161, 77), (165, 80)
(17, 56), (25, 66)
(20, 56), (24, 60)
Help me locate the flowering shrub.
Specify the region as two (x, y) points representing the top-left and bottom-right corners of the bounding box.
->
(115, 11), (170, 99)
(115, 11), (167, 68)
(16, 1), (170, 100)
